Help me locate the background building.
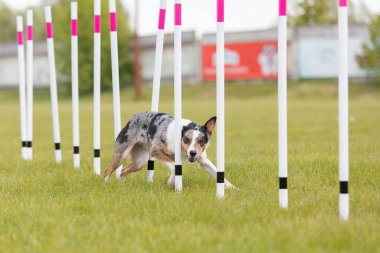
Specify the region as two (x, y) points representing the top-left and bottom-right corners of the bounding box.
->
(0, 24), (370, 88)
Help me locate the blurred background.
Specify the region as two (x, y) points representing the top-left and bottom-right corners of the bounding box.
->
(1, 2), (379, 251)
(0, 0), (379, 97)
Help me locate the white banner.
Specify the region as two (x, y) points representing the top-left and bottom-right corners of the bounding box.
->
(299, 38), (367, 78)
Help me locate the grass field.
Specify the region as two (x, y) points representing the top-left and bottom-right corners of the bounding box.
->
(0, 81), (379, 253)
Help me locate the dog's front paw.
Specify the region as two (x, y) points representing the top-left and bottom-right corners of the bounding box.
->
(167, 173), (175, 189)
(118, 175), (126, 183)
(225, 181), (238, 190)
(104, 175), (110, 182)
(167, 181), (175, 189)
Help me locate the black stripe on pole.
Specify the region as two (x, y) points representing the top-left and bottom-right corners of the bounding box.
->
(94, 149), (100, 158)
(147, 160), (154, 171)
(73, 146), (79, 154)
(175, 165), (182, 176)
(22, 141), (27, 147)
(279, 177), (287, 189)
(26, 141), (32, 148)
(55, 143), (61, 150)
(340, 181), (348, 194)
(217, 171), (224, 183)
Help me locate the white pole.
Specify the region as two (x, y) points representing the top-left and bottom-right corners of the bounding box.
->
(26, 10), (34, 160)
(45, 6), (62, 163)
(94, 0), (101, 175)
(109, 0), (122, 178)
(278, 0), (288, 209)
(338, 0), (349, 221)
(16, 16), (28, 160)
(216, 0), (225, 199)
(71, 2), (80, 169)
(147, 0), (167, 182)
(174, 0), (182, 192)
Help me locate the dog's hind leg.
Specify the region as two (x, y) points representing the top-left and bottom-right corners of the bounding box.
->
(104, 142), (134, 182)
(151, 150), (175, 188)
(119, 163), (138, 179)
(119, 144), (149, 180)
(104, 154), (123, 182)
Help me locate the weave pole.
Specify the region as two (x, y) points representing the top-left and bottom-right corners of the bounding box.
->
(16, 16), (27, 160)
(45, 6), (62, 163)
(338, 0), (349, 221)
(109, 0), (122, 178)
(93, 0), (101, 175)
(147, 0), (167, 182)
(174, 0), (182, 192)
(71, 2), (80, 168)
(278, 0), (288, 209)
(216, 0), (225, 199)
(26, 10), (34, 160)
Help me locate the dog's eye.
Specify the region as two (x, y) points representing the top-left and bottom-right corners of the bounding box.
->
(183, 137), (190, 144)
(198, 140), (205, 146)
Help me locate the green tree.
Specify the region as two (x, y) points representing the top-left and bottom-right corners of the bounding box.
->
(51, 0), (133, 95)
(356, 15), (380, 76)
(289, 0), (357, 26)
(0, 4), (16, 42)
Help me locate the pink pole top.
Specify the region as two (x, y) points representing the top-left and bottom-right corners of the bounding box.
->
(71, 19), (78, 36)
(110, 12), (117, 32)
(27, 26), (33, 41)
(217, 0), (224, 22)
(175, 3), (181, 26)
(94, 15), (101, 34)
(279, 0), (286, 16)
(18, 31), (23, 45)
(158, 9), (166, 30)
(46, 23), (53, 39)
(339, 0), (347, 7)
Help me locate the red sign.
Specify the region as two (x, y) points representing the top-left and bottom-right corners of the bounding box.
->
(202, 41), (278, 81)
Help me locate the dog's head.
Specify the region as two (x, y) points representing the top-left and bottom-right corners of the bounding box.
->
(181, 116), (216, 163)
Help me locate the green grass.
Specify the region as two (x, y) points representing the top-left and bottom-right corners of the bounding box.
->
(0, 81), (379, 253)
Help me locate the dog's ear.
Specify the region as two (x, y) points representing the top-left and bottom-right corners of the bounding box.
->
(204, 116), (217, 135)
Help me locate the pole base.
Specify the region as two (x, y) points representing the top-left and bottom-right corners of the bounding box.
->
(73, 154), (80, 169)
(26, 147), (33, 160)
(279, 189), (288, 209)
(94, 157), (101, 175)
(21, 147), (28, 160)
(217, 183), (224, 199)
(147, 170), (154, 183)
(339, 193), (349, 221)
(55, 150), (62, 163)
(175, 175), (182, 192)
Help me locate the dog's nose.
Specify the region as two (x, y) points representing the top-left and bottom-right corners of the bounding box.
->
(189, 150), (197, 158)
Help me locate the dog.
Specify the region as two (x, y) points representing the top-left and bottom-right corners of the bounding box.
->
(103, 111), (235, 189)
